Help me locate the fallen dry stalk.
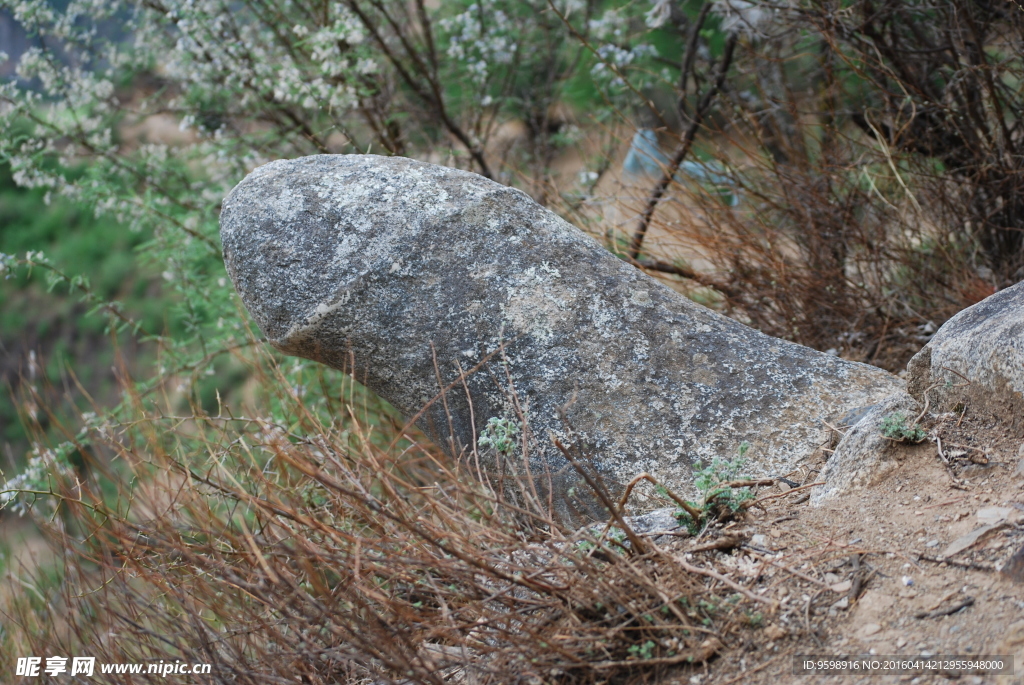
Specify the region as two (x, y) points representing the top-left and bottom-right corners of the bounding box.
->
(747, 481), (825, 506)
(674, 556), (779, 609)
(617, 471), (703, 521)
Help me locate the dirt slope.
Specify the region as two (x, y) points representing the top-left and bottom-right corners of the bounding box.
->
(653, 411), (1024, 685)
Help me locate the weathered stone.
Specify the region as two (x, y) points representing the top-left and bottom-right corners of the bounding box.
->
(907, 281), (1024, 432)
(811, 392), (922, 504)
(623, 508), (682, 537)
(220, 154), (901, 521)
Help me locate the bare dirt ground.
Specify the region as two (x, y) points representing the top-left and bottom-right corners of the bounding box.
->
(650, 411), (1024, 685)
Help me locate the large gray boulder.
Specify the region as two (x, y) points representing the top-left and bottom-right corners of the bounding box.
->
(907, 281), (1024, 434)
(220, 155), (901, 521)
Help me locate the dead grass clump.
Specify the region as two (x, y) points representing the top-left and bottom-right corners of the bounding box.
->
(2, 343), (771, 684)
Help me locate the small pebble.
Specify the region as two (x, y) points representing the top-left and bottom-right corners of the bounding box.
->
(830, 580), (852, 593)
(830, 597), (850, 612)
(860, 623), (882, 637)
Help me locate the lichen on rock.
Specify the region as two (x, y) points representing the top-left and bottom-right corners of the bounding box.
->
(812, 392), (923, 504)
(220, 154), (902, 522)
(907, 281), (1024, 434)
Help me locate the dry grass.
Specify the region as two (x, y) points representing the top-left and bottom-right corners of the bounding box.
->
(1, 338), (777, 684)
(549, 0), (1024, 372)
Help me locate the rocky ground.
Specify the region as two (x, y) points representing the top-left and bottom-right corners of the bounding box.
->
(648, 411), (1024, 685)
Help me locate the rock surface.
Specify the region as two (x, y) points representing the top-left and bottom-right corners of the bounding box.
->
(220, 154), (901, 521)
(907, 281), (1024, 434)
(812, 392), (922, 504)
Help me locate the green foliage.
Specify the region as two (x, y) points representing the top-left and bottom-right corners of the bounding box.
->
(674, 443), (755, 534)
(0, 161), (169, 452)
(880, 411), (927, 443)
(627, 639), (656, 660)
(477, 416), (521, 455)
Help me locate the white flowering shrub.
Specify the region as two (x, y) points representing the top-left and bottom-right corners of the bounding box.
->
(0, 0), (678, 517)
(440, 0), (517, 86)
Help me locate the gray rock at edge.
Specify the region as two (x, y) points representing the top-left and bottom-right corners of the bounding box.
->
(624, 508), (685, 537)
(812, 392), (921, 504)
(907, 281), (1024, 434)
(220, 154), (902, 521)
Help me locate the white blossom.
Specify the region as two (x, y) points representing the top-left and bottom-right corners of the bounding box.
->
(645, 0), (672, 29)
(712, 0), (776, 36)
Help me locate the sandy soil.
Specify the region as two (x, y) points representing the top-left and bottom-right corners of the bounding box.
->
(649, 411), (1024, 685)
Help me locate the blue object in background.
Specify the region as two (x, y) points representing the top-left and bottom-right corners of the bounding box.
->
(623, 129), (739, 206)
(623, 129), (670, 176)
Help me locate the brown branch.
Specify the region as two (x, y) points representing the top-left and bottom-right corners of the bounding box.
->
(616, 472), (702, 522)
(633, 258), (740, 297)
(629, 31), (739, 260)
(675, 556), (779, 607)
(677, 2), (714, 119)
(914, 596), (974, 619)
(345, 0), (493, 178)
(553, 438), (647, 555)
(743, 481), (825, 507)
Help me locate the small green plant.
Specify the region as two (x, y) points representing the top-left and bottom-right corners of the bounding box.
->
(627, 640), (656, 660)
(674, 443), (756, 534)
(477, 416), (521, 455)
(880, 411), (926, 443)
